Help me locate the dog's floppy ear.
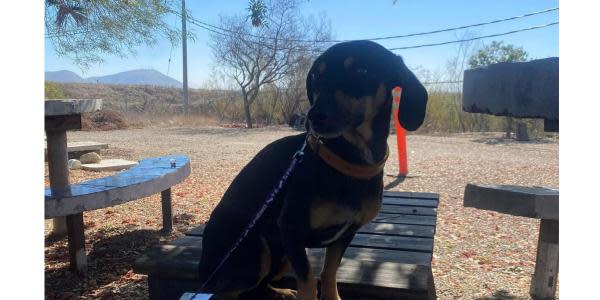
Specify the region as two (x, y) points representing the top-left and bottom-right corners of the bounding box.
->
(391, 56), (428, 131)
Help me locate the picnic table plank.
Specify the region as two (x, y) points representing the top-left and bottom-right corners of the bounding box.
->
(45, 155), (190, 218)
(383, 190), (439, 200)
(186, 220), (436, 239)
(357, 222), (435, 238)
(379, 204), (437, 216)
(373, 213), (437, 226)
(382, 197), (439, 208)
(136, 236), (433, 277)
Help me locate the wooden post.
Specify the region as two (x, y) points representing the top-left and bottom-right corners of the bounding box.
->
(530, 219), (559, 299)
(66, 213), (87, 275)
(161, 188), (173, 234)
(46, 130), (70, 236)
(181, 0), (189, 115)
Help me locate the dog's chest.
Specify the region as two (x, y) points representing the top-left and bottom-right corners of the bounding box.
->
(306, 193), (381, 246)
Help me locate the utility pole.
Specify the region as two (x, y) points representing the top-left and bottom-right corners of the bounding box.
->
(181, 0), (189, 115)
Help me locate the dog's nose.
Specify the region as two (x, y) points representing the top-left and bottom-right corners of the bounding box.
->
(307, 110), (328, 123)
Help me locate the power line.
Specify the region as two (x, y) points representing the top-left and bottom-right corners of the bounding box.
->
(388, 22), (558, 50)
(192, 19), (557, 53)
(422, 80), (463, 84)
(181, 7), (558, 44)
(368, 7), (558, 42)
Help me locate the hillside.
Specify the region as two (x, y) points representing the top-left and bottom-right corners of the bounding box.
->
(45, 69), (182, 87)
(54, 82), (237, 115)
(45, 70), (85, 83)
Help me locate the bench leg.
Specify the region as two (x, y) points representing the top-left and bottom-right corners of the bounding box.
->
(52, 217), (68, 236)
(530, 219), (558, 300)
(161, 188), (173, 235)
(66, 213), (87, 276)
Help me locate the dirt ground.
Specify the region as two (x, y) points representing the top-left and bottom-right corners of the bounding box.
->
(44, 126), (558, 299)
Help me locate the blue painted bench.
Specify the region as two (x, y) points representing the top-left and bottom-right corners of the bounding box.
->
(134, 191), (439, 300)
(45, 155), (191, 275)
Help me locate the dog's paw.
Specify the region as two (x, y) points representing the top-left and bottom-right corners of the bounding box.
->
(320, 295), (342, 300)
(267, 285), (298, 300)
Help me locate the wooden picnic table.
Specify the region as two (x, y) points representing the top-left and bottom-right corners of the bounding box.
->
(45, 155), (191, 275)
(45, 99), (102, 272)
(464, 183), (558, 300)
(462, 58), (559, 299)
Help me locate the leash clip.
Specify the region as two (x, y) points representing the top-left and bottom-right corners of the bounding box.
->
(292, 141), (306, 162)
(293, 138), (309, 162)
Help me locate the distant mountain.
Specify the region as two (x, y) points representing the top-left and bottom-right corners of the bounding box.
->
(45, 69), (182, 87)
(45, 70), (85, 83)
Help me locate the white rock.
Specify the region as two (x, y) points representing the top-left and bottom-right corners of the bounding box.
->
(68, 159), (82, 170)
(80, 152), (102, 164)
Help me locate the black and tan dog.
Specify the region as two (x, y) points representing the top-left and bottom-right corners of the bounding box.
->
(198, 40), (428, 300)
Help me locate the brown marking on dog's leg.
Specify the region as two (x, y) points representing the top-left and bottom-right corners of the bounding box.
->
(273, 257), (291, 281)
(267, 284), (298, 300)
(320, 233), (353, 300)
(358, 194), (383, 226)
(297, 276), (317, 300)
(310, 202), (355, 230)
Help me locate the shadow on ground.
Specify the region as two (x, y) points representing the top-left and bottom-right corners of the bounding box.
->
(470, 137), (555, 145)
(475, 289), (520, 300)
(45, 229), (162, 298)
(383, 175), (406, 190)
(166, 126), (292, 137)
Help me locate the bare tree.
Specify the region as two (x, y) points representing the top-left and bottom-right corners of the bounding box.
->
(209, 0), (330, 128)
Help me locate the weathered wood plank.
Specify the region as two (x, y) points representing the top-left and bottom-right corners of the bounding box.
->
(350, 233), (433, 253)
(134, 236), (433, 280)
(383, 191), (439, 200)
(46, 129), (70, 236)
(530, 219), (559, 300)
(44, 99), (102, 116)
(161, 188), (173, 235)
(186, 222), (436, 239)
(462, 58), (558, 122)
(45, 114), (82, 132)
(383, 197), (439, 208)
(66, 213), (87, 275)
(379, 204), (437, 216)
(45, 155), (191, 218)
(373, 213), (437, 226)
(464, 183), (558, 220)
(357, 222), (435, 238)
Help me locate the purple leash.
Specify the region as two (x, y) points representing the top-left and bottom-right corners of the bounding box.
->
(189, 139), (308, 299)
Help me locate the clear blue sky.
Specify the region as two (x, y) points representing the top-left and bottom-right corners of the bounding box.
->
(44, 0), (559, 88)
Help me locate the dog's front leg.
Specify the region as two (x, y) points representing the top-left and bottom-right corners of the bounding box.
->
(280, 223), (317, 300)
(320, 232), (354, 300)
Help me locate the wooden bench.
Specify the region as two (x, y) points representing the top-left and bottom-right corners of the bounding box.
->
(133, 191), (439, 300)
(464, 183), (558, 299)
(45, 155), (191, 275)
(44, 141), (109, 161)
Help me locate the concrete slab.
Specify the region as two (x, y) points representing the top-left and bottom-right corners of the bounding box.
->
(81, 159), (138, 172)
(464, 183), (558, 220)
(462, 57), (558, 124)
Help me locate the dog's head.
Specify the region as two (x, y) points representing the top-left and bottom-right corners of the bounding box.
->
(306, 40), (428, 138)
